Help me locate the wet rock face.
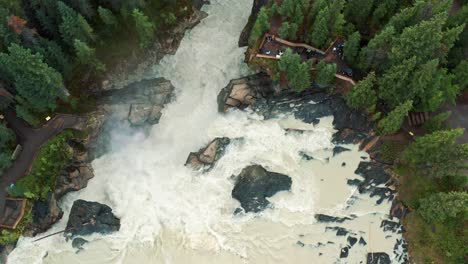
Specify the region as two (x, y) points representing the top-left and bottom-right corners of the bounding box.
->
(25, 194), (63, 236)
(367, 252), (391, 264)
(232, 165), (292, 213)
(185, 137), (231, 170)
(100, 78), (175, 126)
(55, 163), (94, 200)
(349, 161), (396, 204)
(238, 0), (269, 47)
(65, 200), (120, 238)
(315, 214), (352, 223)
(217, 73), (273, 112)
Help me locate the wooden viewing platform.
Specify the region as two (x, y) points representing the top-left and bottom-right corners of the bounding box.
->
(0, 197), (26, 229)
(252, 34), (356, 86)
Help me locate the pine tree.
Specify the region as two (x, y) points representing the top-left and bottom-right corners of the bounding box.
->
(328, 0), (345, 35)
(278, 48), (311, 92)
(249, 7), (270, 43)
(309, 7), (330, 48)
(0, 44), (64, 113)
(404, 128), (468, 177)
(98, 6), (117, 26)
(62, 0), (95, 18)
(132, 9), (155, 49)
(344, 0), (375, 29)
(359, 26), (395, 72)
(371, 0), (398, 27)
(74, 39), (105, 72)
(453, 60), (468, 91)
(346, 72), (377, 109)
(315, 61), (336, 87)
(30, 0), (61, 37)
(57, 1), (94, 46)
(377, 100), (413, 135)
(278, 22), (298, 40)
(344, 31), (361, 66)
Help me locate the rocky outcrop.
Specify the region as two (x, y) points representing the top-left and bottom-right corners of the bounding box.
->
(217, 73), (273, 112)
(101, 9), (207, 92)
(351, 162), (396, 204)
(367, 252), (391, 264)
(315, 214), (352, 223)
(65, 200), (120, 238)
(100, 78), (175, 127)
(192, 0), (210, 10)
(185, 137), (230, 170)
(25, 194), (63, 236)
(72, 237), (88, 250)
(0, 244), (14, 264)
(232, 165), (291, 213)
(238, 0), (269, 47)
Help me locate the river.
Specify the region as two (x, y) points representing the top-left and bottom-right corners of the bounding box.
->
(9, 1), (405, 263)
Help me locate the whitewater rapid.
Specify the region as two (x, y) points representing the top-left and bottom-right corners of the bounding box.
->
(9, 1), (405, 263)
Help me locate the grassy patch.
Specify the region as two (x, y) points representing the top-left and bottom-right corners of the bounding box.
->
(8, 130), (85, 201)
(0, 200), (33, 246)
(379, 140), (405, 163)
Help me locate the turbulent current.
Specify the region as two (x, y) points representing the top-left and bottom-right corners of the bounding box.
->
(9, 1), (405, 263)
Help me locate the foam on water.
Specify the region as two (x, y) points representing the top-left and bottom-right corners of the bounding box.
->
(9, 1), (405, 263)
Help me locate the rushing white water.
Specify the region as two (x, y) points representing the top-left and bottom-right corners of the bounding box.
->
(9, 1), (405, 263)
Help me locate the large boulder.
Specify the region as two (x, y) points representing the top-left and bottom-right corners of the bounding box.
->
(100, 78), (174, 126)
(185, 137), (231, 170)
(55, 163), (94, 200)
(367, 252), (391, 264)
(232, 165), (292, 213)
(349, 162), (395, 204)
(217, 73), (273, 113)
(238, 0), (269, 47)
(65, 200), (120, 238)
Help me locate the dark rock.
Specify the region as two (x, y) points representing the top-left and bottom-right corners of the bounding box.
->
(359, 237), (367, 246)
(231, 165), (292, 213)
(315, 214), (351, 223)
(192, 0), (210, 10)
(65, 200), (120, 238)
(347, 236), (358, 247)
(332, 129), (368, 145)
(55, 164), (94, 200)
(340, 246), (349, 258)
(72, 238), (88, 249)
(333, 146), (351, 156)
(326, 226), (349, 236)
(238, 0), (269, 47)
(299, 151), (314, 161)
(390, 200), (410, 219)
(185, 137), (231, 170)
(296, 241), (305, 247)
(367, 253), (391, 264)
(354, 162), (395, 203)
(342, 162), (346, 167)
(0, 244), (15, 264)
(26, 194), (63, 236)
(347, 179), (362, 186)
(381, 220), (403, 233)
(217, 73), (273, 112)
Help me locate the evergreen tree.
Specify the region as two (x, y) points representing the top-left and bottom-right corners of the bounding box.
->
(62, 0), (95, 18)
(453, 60), (468, 91)
(346, 72), (377, 109)
(132, 9), (155, 49)
(57, 1), (94, 46)
(309, 7), (330, 48)
(98, 6), (117, 27)
(344, 31), (361, 66)
(359, 26), (395, 72)
(30, 0), (61, 37)
(423, 111), (451, 133)
(278, 48), (311, 92)
(418, 192), (468, 224)
(249, 6), (270, 43)
(371, 0), (398, 27)
(404, 128), (468, 177)
(315, 61), (336, 87)
(278, 22), (298, 40)
(0, 44), (64, 112)
(377, 100), (413, 135)
(74, 39), (105, 72)
(0, 122), (14, 174)
(344, 0), (374, 30)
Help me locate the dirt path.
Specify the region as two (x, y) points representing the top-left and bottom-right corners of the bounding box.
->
(0, 109), (85, 216)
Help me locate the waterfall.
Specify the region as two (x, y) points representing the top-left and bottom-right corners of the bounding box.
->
(9, 1), (405, 263)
